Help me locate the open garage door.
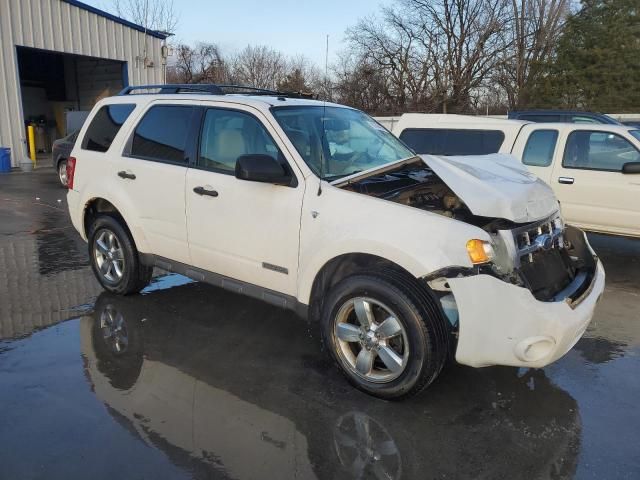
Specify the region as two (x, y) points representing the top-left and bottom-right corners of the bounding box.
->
(16, 46), (126, 158)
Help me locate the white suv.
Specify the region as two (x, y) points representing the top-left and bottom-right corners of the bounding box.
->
(66, 84), (605, 399)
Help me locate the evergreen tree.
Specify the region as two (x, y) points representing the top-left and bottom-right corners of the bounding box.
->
(531, 0), (640, 111)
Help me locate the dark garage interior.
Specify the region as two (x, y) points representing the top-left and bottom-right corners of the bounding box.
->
(16, 46), (125, 155)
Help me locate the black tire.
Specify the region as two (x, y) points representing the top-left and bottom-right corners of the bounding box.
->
(57, 159), (68, 187)
(321, 271), (450, 400)
(88, 214), (153, 295)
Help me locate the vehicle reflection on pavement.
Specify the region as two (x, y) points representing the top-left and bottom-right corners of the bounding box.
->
(82, 280), (581, 479)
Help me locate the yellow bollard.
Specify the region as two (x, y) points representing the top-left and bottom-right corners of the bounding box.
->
(27, 125), (36, 164)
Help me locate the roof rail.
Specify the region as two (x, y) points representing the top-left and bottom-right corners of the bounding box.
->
(118, 84), (224, 95)
(117, 84), (315, 99)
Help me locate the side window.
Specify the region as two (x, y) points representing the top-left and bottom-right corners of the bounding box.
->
(198, 109), (281, 173)
(522, 130), (558, 167)
(399, 129), (444, 155)
(130, 106), (195, 163)
(399, 128), (504, 155)
(571, 115), (601, 124)
(562, 131), (640, 171)
(443, 130), (504, 155)
(82, 104), (135, 152)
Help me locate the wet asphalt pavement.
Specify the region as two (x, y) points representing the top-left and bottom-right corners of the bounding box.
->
(1, 169), (639, 480)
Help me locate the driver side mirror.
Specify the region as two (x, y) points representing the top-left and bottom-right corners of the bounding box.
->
(622, 162), (640, 174)
(235, 154), (293, 185)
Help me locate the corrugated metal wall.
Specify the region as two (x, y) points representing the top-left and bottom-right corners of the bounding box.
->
(0, 0), (164, 166)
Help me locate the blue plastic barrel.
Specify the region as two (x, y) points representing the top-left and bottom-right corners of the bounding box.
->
(0, 148), (11, 173)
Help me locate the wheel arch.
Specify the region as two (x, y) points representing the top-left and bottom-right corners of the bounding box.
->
(83, 197), (150, 253)
(305, 253), (421, 322)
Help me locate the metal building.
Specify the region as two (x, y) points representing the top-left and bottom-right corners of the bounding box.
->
(0, 0), (168, 167)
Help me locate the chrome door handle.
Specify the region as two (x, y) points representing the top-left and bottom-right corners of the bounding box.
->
(558, 177), (574, 185)
(118, 171), (136, 180)
(193, 186), (219, 197)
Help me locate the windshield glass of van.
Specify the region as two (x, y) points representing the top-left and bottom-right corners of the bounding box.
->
(272, 106), (415, 180)
(629, 130), (640, 142)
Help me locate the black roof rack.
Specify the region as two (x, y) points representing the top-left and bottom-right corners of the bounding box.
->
(118, 84), (224, 95)
(118, 84), (315, 99)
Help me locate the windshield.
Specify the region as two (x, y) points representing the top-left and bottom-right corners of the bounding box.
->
(629, 130), (640, 142)
(272, 106), (415, 180)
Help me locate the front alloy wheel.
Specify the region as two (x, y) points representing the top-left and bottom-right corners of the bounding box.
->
(322, 273), (449, 399)
(93, 229), (125, 284)
(334, 297), (409, 383)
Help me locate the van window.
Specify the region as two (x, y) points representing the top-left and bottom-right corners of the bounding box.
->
(82, 104), (135, 152)
(399, 128), (505, 156)
(522, 130), (558, 167)
(130, 106), (195, 163)
(562, 131), (640, 171)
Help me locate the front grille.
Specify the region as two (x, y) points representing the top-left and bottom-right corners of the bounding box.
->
(509, 213), (574, 301)
(513, 214), (565, 266)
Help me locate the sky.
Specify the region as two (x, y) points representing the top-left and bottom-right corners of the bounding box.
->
(88, 0), (385, 67)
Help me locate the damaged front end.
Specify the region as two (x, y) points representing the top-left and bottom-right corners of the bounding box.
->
(335, 154), (605, 368)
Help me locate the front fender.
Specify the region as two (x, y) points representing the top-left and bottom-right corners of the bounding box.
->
(296, 185), (486, 304)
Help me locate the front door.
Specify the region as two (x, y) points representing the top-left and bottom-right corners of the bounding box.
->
(185, 105), (305, 296)
(551, 129), (640, 236)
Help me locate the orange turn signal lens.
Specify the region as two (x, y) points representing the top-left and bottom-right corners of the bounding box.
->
(466, 239), (494, 264)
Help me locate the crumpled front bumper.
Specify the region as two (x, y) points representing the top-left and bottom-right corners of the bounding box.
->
(449, 232), (605, 369)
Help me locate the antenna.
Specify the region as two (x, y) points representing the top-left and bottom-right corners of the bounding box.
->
(318, 34), (329, 196)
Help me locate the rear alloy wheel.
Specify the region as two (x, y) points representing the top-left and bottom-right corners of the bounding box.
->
(57, 160), (68, 187)
(322, 273), (449, 399)
(88, 214), (153, 295)
(94, 229), (125, 284)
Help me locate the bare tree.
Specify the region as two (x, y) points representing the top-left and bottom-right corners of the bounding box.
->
(228, 45), (289, 90)
(278, 55), (323, 93)
(111, 0), (179, 34)
(341, 0), (511, 114)
(495, 0), (571, 109)
(167, 43), (228, 84)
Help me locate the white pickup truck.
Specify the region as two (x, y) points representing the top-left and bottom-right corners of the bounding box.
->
(388, 114), (640, 238)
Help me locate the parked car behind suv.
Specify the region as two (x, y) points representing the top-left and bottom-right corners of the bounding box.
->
(391, 114), (640, 238)
(51, 130), (78, 186)
(66, 84), (605, 399)
(508, 110), (621, 125)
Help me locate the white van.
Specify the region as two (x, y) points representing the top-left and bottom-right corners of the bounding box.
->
(388, 114), (640, 238)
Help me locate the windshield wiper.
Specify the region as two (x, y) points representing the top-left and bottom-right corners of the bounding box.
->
(324, 171), (363, 181)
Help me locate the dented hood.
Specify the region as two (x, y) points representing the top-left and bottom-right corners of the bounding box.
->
(420, 154), (558, 223)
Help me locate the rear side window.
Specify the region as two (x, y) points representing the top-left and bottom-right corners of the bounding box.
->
(399, 128), (504, 156)
(522, 130), (558, 167)
(130, 106), (195, 163)
(82, 104), (135, 152)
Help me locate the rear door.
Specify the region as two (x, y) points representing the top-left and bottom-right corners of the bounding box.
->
(184, 104), (305, 295)
(550, 129), (640, 235)
(113, 101), (200, 264)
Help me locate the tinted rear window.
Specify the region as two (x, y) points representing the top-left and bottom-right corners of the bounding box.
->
(82, 104), (135, 152)
(399, 128), (505, 156)
(130, 106), (195, 163)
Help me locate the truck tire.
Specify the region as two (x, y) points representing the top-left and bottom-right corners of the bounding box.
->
(88, 214), (153, 295)
(321, 271), (450, 400)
